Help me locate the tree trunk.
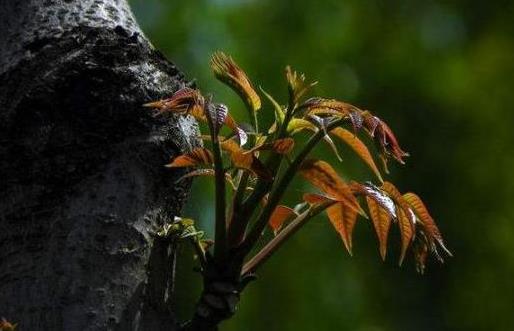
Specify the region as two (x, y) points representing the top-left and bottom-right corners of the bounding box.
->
(0, 1), (198, 330)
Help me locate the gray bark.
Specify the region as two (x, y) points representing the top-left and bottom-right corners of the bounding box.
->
(0, 1), (197, 330)
(0, 0), (142, 74)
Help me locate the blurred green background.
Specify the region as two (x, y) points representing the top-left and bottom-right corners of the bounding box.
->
(131, 1), (514, 330)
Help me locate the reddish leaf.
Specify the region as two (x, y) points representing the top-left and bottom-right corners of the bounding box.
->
(247, 138), (295, 155)
(269, 205), (298, 234)
(303, 192), (357, 254)
(366, 197), (392, 260)
(221, 140), (272, 180)
(144, 87), (198, 111)
(381, 182), (415, 225)
(146, 88), (248, 146)
(326, 202), (359, 255)
(303, 192), (334, 205)
(396, 207), (415, 265)
(403, 193), (439, 237)
(361, 111), (409, 165)
(211, 51), (261, 112)
(220, 139), (243, 154)
(144, 87), (205, 120)
(403, 192), (452, 258)
(381, 182), (416, 265)
(350, 182), (396, 218)
(231, 150), (257, 173)
(361, 111), (380, 136)
(304, 107), (342, 117)
(189, 103), (207, 122)
(378, 120), (409, 163)
(271, 138), (295, 154)
(331, 127), (383, 182)
(301, 97), (359, 117)
(165, 148), (213, 168)
(299, 159), (360, 213)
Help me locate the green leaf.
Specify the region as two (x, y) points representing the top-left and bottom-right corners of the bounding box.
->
(260, 87), (285, 124)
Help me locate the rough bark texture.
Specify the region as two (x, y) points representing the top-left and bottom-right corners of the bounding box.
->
(0, 1), (198, 330)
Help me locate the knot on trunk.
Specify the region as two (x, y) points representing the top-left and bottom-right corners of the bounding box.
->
(183, 255), (255, 331)
(196, 280), (241, 324)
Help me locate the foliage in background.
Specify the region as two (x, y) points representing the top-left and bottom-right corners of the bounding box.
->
(132, 0), (514, 330)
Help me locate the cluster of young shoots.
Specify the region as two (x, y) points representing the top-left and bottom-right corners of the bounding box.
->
(145, 52), (451, 276)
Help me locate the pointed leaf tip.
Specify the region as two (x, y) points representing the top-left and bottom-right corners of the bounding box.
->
(381, 182), (415, 265)
(166, 148), (214, 168)
(331, 127), (383, 182)
(211, 51), (261, 112)
(403, 192), (452, 261)
(285, 66), (317, 105)
(366, 197), (392, 261)
(326, 202), (358, 255)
